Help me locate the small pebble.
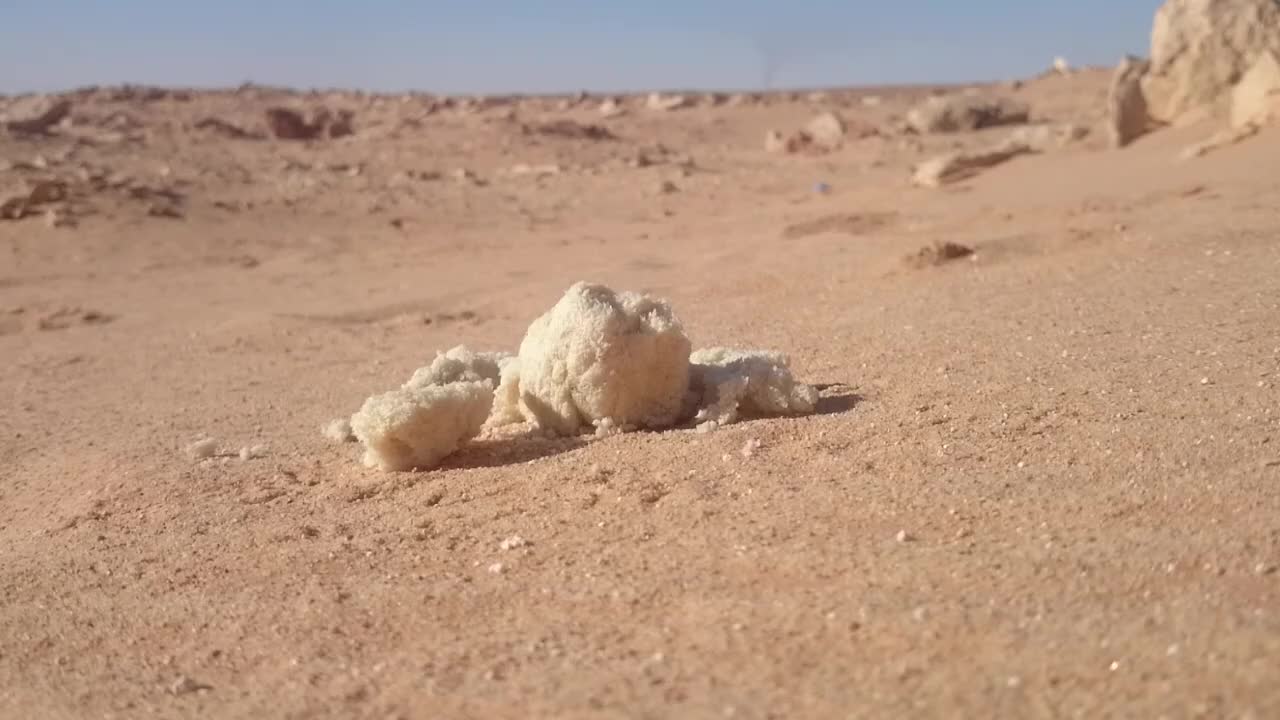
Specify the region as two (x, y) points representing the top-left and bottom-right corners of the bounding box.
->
(896, 530), (914, 543)
(168, 675), (207, 696)
(499, 535), (527, 551)
(740, 439), (762, 458)
(487, 562), (505, 575)
(185, 438), (218, 460)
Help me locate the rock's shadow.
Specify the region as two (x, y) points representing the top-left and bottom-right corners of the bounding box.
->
(440, 382), (862, 470)
(813, 383), (865, 416)
(440, 435), (589, 471)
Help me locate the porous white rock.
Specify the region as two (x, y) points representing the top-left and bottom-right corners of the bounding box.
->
(350, 381), (494, 472)
(404, 345), (509, 389)
(514, 282), (692, 436)
(686, 348), (819, 431)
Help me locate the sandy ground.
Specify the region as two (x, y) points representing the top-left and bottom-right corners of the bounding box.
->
(2, 72), (1279, 719)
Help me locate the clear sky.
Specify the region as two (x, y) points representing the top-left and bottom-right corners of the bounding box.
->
(1, 1), (1162, 95)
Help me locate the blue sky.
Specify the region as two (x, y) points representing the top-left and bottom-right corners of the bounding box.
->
(1, 1), (1162, 94)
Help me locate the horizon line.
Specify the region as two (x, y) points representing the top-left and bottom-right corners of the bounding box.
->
(0, 66), (1111, 100)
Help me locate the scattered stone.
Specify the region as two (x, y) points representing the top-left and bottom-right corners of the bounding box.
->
(0, 180), (70, 222)
(1108, 55), (1153, 148)
(325, 109), (355, 139)
(1008, 123), (1089, 151)
(782, 212), (897, 240)
(655, 180), (679, 195)
(861, 95), (883, 107)
(740, 438), (763, 458)
(265, 107), (321, 140)
(27, 180), (68, 205)
(1230, 51), (1280, 129)
(147, 203), (184, 220)
(186, 438), (219, 460)
(906, 95), (1029, 134)
(763, 131), (822, 155)
(168, 675), (210, 696)
(264, 107), (352, 141)
(905, 241), (976, 268)
(803, 111), (847, 150)
(499, 535), (527, 551)
(598, 98), (624, 118)
(44, 208), (75, 228)
(646, 93), (690, 112)
(487, 562), (505, 575)
(193, 117), (264, 140)
(1144, 0), (1280, 122)
(765, 112), (874, 155)
(911, 142), (1033, 187)
(896, 530), (915, 543)
(389, 169), (442, 187)
(1053, 57), (1072, 75)
(451, 168), (482, 185)
(36, 307), (113, 331)
(504, 163), (561, 178)
(0, 195), (29, 221)
(764, 130), (791, 154)
(524, 119), (616, 141)
(3, 99), (72, 135)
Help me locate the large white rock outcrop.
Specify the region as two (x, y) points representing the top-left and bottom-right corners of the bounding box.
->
(1145, 0), (1280, 121)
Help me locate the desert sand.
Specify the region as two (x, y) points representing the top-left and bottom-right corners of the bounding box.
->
(2, 43), (1280, 720)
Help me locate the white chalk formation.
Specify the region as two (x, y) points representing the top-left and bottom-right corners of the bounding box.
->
(350, 381), (494, 472)
(687, 348), (819, 432)
(404, 345), (511, 390)
(514, 282), (692, 436)
(342, 282), (823, 472)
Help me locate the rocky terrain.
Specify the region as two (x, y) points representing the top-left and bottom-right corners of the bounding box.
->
(3, 0), (1280, 717)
